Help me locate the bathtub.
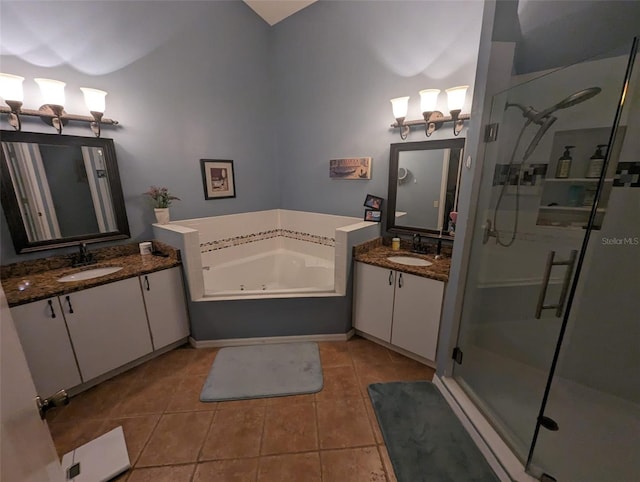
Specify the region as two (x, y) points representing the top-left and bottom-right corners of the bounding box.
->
(204, 248), (335, 298)
(153, 209), (381, 341)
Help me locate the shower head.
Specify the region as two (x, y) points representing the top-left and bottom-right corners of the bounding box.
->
(505, 87), (602, 160)
(532, 87), (601, 123)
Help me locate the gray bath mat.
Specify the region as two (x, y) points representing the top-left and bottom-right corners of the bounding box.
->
(200, 342), (323, 401)
(368, 381), (499, 482)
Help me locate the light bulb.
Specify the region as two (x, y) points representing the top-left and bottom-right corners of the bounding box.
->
(446, 85), (468, 112)
(419, 89), (440, 113)
(35, 78), (66, 106)
(0, 73), (24, 102)
(390, 96), (409, 119)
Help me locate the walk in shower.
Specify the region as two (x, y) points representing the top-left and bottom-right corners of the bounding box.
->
(449, 39), (639, 481)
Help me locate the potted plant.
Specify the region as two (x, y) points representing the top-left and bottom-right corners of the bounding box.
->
(144, 186), (180, 224)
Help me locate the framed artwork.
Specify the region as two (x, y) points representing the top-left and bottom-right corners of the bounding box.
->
(329, 157), (372, 179)
(364, 209), (382, 222)
(200, 159), (236, 200)
(363, 193), (383, 210)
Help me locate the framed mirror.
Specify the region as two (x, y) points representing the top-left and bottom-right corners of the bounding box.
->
(386, 138), (465, 239)
(0, 130), (130, 253)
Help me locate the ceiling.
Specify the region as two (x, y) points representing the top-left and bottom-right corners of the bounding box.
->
(243, 0), (317, 26)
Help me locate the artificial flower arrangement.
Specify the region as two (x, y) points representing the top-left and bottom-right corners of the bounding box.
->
(143, 186), (180, 208)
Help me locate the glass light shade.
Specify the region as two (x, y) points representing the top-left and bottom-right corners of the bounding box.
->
(0, 73), (24, 102)
(80, 87), (107, 113)
(390, 96), (409, 119)
(419, 89), (440, 113)
(35, 78), (66, 106)
(446, 85), (469, 111)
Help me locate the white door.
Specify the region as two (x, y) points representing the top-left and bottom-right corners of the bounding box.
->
(353, 263), (395, 342)
(391, 272), (444, 361)
(1, 287), (65, 482)
(141, 267), (190, 350)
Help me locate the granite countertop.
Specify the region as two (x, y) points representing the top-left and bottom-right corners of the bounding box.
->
(1, 241), (181, 307)
(353, 238), (451, 282)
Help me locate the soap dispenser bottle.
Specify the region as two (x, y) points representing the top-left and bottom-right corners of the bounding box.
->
(556, 145), (574, 178)
(586, 144), (608, 178)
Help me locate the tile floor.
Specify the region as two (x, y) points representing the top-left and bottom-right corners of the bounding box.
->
(46, 336), (435, 481)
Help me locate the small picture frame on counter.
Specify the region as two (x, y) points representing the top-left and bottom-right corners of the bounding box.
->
(364, 209), (382, 222)
(363, 193), (383, 210)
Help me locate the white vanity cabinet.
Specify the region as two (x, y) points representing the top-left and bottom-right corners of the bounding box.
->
(63, 277), (153, 381)
(11, 297), (83, 398)
(354, 262), (444, 361)
(140, 267), (190, 350)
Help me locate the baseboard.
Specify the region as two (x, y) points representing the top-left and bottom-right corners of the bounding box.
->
(434, 376), (536, 482)
(189, 329), (355, 348)
(354, 330), (436, 369)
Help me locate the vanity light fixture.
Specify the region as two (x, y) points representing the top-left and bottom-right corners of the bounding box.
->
(0, 73), (118, 137)
(0, 73), (24, 131)
(390, 86), (470, 139)
(446, 85), (469, 136)
(390, 96), (410, 140)
(35, 78), (66, 134)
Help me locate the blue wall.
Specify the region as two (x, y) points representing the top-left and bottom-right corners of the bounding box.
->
(0, 0), (483, 264)
(272, 0), (482, 217)
(1, 1), (277, 263)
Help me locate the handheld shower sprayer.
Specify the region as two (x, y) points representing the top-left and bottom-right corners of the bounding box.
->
(504, 87), (601, 160)
(487, 87), (602, 247)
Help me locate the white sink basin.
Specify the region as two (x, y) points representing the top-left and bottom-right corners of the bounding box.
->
(387, 256), (432, 267)
(57, 266), (123, 282)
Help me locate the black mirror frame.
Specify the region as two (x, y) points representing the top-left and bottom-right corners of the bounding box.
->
(0, 130), (130, 254)
(386, 138), (465, 239)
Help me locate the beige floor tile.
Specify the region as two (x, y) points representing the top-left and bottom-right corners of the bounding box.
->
(98, 415), (160, 466)
(48, 419), (105, 458)
(166, 373), (216, 412)
(188, 347), (219, 375)
(363, 396), (384, 445)
(216, 397), (267, 410)
(126, 464), (194, 482)
(318, 341), (352, 368)
(193, 458), (259, 482)
(378, 444), (398, 482)
(265, 393), (316, 406)
(356, 363), (402, 397)
(315, 365), (361, 402)
(317, 397), (374, 449)
(321, 447), (386, 482)
(200, 406), (265, 460)
(261, 402), (317, 455)
(140, 346), (196, 380)
(111, 375), (180, 417)
(258, 452), (321, 482)
(392, 357), (435, 381)
(137, 411), (213, 466)
(50, 376), (132, 422)
(347, 338), (394, 367)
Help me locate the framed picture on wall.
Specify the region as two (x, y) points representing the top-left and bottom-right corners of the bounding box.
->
(364, 209), (382, 222)
(363, 193), (383, 209)
(200, 159), (236, 200)
(329, 157), (372, 179)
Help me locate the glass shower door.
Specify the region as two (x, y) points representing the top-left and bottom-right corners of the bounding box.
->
(452, 42), (634, 477)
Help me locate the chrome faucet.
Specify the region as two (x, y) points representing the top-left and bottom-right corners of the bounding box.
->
(412, 234), (428, 254)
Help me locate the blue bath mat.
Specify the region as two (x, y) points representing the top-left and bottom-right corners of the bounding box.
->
(200, 342), (323, 401)
(368, 381), (499, 482)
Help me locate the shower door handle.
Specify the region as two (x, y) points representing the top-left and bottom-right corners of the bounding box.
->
(535, 250), (578, 319)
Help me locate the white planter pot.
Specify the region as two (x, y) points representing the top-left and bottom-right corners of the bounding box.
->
(154, 208), (170, 225)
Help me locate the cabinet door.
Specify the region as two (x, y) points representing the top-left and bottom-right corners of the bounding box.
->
(64, 278), (153, 381)
(353, 263), (395, 342)
(141, 267), (190, 350)
(391, 273), (444, 360)
(11, 298), (82, 398)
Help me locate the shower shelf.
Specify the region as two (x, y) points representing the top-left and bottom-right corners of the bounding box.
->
(539, 206), (606, 212)
(544, 178), (614, 183)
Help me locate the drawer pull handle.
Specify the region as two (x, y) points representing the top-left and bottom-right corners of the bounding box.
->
(48, 299), (56, 318)
(398, 273), (404, 288)
(144, 275), (150, 291)
(388, 271), (393, 285)
(65, 296), (74, 314)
